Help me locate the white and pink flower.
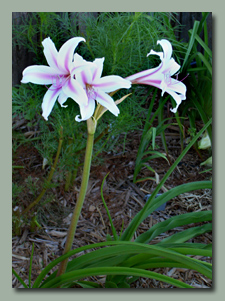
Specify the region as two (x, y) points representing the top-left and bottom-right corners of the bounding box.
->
(72, 54), (131, 122)
(21, 37), (131, 122)
(126, 39), (187, 113)
(21, 37), (88, 120)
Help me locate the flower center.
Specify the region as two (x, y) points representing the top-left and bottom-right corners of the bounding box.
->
(164, 72), (172, 85)
(45, 74), (70, 91)
(85, 84), (96, 99)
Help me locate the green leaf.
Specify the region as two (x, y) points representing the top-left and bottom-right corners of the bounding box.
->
(181, 20), (200, 72)
(159, 223), (212, 244)
(76, 281), (101, 288)
(41, 266), (194, 288)
(191, 31), (212, 58)
(12, 268), (29, 289)
(117, 281), (130, 288)
(101, 173), (118, 241)
(105, 281), (118, 288)
(152, 127), (156, 149)
(135, 210), (212, 244)
(196, 52), (212, 76)
(122, 179), (212, 242)
(34, 240), (212, 288)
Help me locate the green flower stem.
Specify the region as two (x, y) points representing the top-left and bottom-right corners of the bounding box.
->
(22, 127), (63, 216)
(57, 118), (96, 277)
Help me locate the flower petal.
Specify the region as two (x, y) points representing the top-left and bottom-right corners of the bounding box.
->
(163, 89), (186, 113)
(162, 58), (180, 76)
(94, 75), (131, 93)
(58, 92), (69, 108)
(75, 65), (93, 87)
(147, 40), (173, 65)
(147, 50), (164, 61)
(42, 37), (59, 69)
(95, 89), (120, 117)
(167, 79), (187, 95)
(157, 39), (173, 61)
(21, 65), (62, 85)
(62, 77), (88, 106)
(75, 98), (96, 122)
(126, 66), (163, 85)
(42, 86), (62, 120)
(57, 37), (85, 72)
(73, 53), (88, 68)
(92, 58), (104, 81)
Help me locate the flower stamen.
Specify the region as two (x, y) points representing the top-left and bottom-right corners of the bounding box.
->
(171, 73), (189, 85)
(45, 74), (70, 91)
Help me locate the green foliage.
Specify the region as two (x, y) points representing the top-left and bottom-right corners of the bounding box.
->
(78, 12), (180, 77)
(133, 90), (173, 183)
(178, 13), (212, 147)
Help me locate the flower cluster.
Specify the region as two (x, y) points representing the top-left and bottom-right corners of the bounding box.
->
(21, 37), (186, 121)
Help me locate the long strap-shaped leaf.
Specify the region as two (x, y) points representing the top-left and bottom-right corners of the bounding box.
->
(159, 223), (212, 244)
(181, 20), (200, 72)
(33, 240), (211, 288)
(121, 118), (212, 241)
(121, 247), (212, 269)
(135, 210), (212, 244)
(122, 180), (212, 242)
(47, 241), (212, 286)
(41, 266), (194, 288)
(12, 268), (29, 288)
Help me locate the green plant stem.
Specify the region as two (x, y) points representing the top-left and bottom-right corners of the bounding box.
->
(22, 127), (63, 215)
(57, 119), (95, 277)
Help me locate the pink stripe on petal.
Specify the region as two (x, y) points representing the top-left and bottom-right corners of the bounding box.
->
(92, 58), (104, 81)
(57, 37), (85, 72)
(75, 98), (95, 122)
(126, 64), (162, 83)
(95, 90), (119, 116)
(21, 65), (65, 85)
(62, 78), (88, 106)
(94, 75), (131, 93)
(42, 37), (59, 69)
(42, 86), (61, 120)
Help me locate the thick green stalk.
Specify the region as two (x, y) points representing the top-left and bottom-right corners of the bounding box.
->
(57, 118), (96, 277)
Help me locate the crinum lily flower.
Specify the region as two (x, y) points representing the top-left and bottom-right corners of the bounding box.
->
(126, 39), (187, 113)
(72, 54), (131, 122)
(21, 37), (88, 120)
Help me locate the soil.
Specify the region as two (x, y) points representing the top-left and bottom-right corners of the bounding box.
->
(12, 116), (212, 289)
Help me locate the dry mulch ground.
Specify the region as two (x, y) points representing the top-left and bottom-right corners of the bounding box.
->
(12, 119), (212, 289)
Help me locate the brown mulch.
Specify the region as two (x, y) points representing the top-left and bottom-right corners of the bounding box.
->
(12, 119), (212, 289)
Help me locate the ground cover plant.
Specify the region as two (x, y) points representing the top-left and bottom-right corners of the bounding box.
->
(12, 12), (212, 288)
